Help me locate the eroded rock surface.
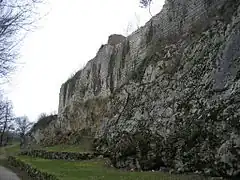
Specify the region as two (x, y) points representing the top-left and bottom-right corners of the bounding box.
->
(29, 0), (240, 177)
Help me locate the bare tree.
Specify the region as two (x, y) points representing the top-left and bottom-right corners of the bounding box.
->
(4, 123), (15, 144)
(123, 21), (134, 36)
(134, 12), (141, 29)
(15, 116), (33, 148)
(0, 0), (43, 145)
(0, 0), (42, 82)
(140, 0), (153, 16)
(0, 100), (14, 146)
(123, 14), (141, 37)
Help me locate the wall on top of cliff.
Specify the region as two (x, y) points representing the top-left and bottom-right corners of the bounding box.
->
(58, 0), (228, 115)
(149, 0), (226, 38)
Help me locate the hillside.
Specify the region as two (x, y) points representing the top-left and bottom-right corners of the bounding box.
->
(28, 0), (240, 177)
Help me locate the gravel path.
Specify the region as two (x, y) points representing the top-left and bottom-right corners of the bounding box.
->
(0, 166), (20, 180)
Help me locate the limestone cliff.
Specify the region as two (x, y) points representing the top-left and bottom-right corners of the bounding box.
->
(30, 0), (240, 177)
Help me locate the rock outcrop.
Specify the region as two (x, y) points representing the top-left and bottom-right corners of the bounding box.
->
(27, 114), (57, 145)
(30, 0), (240, 177)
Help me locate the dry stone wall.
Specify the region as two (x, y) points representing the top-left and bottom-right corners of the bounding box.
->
(8, 156), (58, 180)
(19, 150), (106, 161)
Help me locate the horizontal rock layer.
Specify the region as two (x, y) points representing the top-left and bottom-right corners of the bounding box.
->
(30, 0), (240, 177)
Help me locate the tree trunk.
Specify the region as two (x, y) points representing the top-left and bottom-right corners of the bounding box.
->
(0, 105), (9, 146)
(0, 116), (7, 146)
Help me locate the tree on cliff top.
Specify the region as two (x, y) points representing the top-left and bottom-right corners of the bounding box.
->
(140, 0), (153, 16)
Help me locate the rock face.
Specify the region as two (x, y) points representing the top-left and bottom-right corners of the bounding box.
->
(108, 34), (126, 46)
(30, 0), (240, 177)
(27, 115), (58, 145)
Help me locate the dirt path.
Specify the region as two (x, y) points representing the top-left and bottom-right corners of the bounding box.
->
(0, 146), (20, 180)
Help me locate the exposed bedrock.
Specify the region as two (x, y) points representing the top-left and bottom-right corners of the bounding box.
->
(29, 0), (240, 177)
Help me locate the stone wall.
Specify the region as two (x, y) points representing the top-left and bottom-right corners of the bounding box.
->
(8, 156), (58, 180)
(19, 150), (107, 161)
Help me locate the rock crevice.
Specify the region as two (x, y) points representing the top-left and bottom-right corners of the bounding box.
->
(29, 0), (240, 177)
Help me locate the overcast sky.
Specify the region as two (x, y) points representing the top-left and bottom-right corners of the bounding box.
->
(4, 0), (164, 122)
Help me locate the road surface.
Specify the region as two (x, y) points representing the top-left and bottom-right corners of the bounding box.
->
(0, 166), (20, 180)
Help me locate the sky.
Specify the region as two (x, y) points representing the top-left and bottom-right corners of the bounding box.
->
(4, 0), (165, 122)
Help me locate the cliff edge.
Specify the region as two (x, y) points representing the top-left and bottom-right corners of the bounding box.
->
(29, 0), (240, 177)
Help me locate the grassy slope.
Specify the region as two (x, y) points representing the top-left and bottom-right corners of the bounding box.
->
(18, 156), (206, 180)
(4, 143), (21, 155)
(0, 143), (20, 156)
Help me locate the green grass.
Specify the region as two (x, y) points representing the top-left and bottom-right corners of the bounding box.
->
(5, 143), (20, 154)
(43, 144), (92, 153)
(18, 156), (205, 180)
(0, 143), (20, 156)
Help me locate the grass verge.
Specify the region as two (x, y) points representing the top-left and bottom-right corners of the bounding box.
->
(4, 143), (21, 155)
(17, 155), (207, 180)
(0, 143), (20, 157)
